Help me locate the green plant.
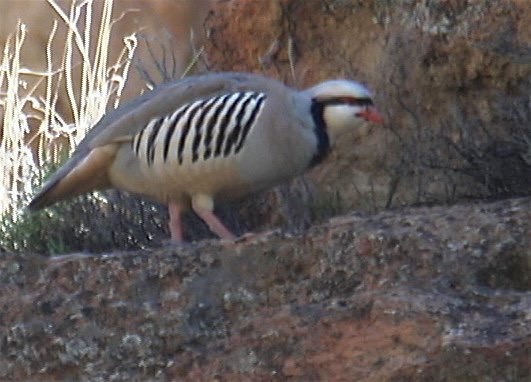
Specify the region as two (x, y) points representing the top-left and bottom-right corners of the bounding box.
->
(1, 208), (69, 254)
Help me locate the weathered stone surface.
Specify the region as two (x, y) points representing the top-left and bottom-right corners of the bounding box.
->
(1, 197), (529, 380)
(2, 2), (530, 379)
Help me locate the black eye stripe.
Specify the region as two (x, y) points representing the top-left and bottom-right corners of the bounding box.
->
(319, 97), (373, 107)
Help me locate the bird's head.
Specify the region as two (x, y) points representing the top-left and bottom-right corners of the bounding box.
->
(307, 79), (384, 140)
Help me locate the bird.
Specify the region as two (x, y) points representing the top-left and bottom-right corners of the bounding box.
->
(28, 72), (384, 242)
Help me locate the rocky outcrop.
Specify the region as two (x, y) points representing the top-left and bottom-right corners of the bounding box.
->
(1, 197), (529, 380)
(2, 2), (530, 379)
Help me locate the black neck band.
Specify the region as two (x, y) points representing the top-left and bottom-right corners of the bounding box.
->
(309, 100), (330, 167)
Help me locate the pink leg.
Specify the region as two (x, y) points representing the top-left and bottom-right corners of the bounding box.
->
(192, 206), (236, 240)
(168, 202), (184, 242)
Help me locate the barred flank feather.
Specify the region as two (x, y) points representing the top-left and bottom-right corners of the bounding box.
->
(131, 92), (267, 167)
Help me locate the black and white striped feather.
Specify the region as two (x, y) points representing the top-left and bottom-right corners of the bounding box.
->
(131, 91), (267, 167)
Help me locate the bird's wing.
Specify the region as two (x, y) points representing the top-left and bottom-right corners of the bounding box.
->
(86, 72), (275, 149)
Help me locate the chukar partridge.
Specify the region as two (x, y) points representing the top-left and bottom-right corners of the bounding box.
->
(28, 72), (384, 241)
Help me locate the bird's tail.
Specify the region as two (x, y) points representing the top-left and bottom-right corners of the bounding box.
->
(27, 146), (115, 211)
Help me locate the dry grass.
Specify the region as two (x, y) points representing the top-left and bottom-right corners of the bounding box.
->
(0, 0), (136, 220)
(0, 0), (137, 253)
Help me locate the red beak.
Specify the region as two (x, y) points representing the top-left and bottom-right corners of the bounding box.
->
(356, 106), (385, 124)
